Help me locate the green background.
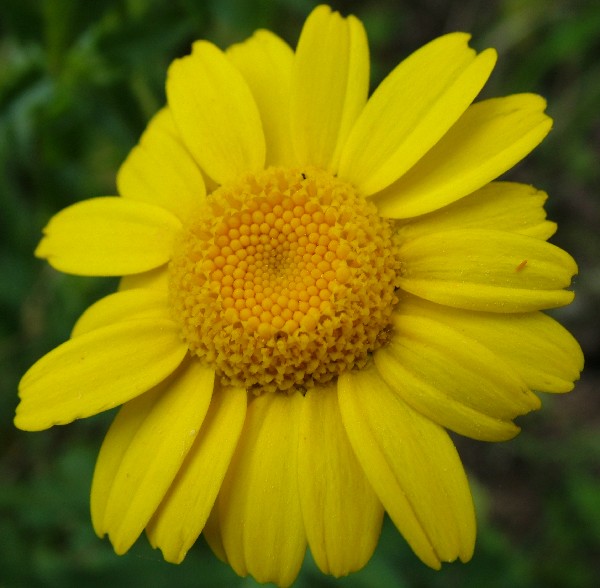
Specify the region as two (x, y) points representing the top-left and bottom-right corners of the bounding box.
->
(1, 0), (599, 586)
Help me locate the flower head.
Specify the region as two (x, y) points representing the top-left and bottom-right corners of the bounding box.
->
(16, 5), (583, 587)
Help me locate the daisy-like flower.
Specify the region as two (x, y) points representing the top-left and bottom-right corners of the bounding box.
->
(16, 5), (583, 587)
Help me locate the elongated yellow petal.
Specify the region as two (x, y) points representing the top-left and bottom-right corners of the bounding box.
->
(398, 294), (584, 393)
(167, 40), (265, 185)
(374, 314), (540, 441)
(203, 504), (228, 563)
(117, 107), (205, 222)
(395, 182), (556, 242)
(72, 289), (170, 337)
(398, 229), (577, 312)
(15, 319), (187, 430)
(119, 266), (169, 292)
(93, 361), (215, 554)
(339, 33), (496, 195)
(146, 386), (246, 563)
(291, 5), (369, 171)
(338, 364), (475, 568)
(298, 385), (383, 577)
(35, 197), (181, 276)
(227, 30), (295, 167)
(91, 386), (162, 538)
(374, 94), (552, 218)
(219, 393), (306, 588)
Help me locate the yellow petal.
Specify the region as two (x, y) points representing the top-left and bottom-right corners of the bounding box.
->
(72, 289), (170, 337)
(219, 393), (306, 588)
(291, 5), (369, 171)
(91, 385), (162, 539)
(117, 107), (205, 222)
(147, 386), (247, 564)
(15, 319), (187, 431)
(398, 229), (577, 312)
(119, 266), (169, 292)
(93, 361), (215, 554)
(398, 294), (584, 394)
(227, 30), (295, 167)
(35, 197), (181, 276)
(203, 504), (228, 563)
(167, 40), (265, 185)
(395, 182), (556, 242)
(374, 314), (540, 441)
(298, 385), (383, 577)
(374, 94), (552, 218)
(338, 364), (475, 568)
(339, 33), (496, 195)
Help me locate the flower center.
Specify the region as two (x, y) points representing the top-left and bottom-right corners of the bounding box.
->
(169, 167), (402, 394)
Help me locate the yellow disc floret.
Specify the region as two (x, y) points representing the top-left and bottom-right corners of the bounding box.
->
(169, 167), (402, 394)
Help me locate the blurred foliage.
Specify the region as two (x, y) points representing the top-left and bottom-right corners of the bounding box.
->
(1, 0), (599, 587)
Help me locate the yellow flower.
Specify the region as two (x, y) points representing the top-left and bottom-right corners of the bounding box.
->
(16, 5), (583, 587)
